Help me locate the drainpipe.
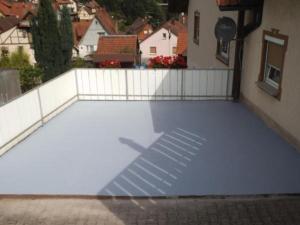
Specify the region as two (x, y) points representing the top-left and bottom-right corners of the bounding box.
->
(232, 10), (245, 101)
(231, 1), (264, 101)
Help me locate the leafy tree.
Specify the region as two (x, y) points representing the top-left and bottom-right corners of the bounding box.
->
(0, 48), (10, 68)
(10, 47), (30, 69)
(72, 58), (93, 68)
(60, 6), (74, 72)
(0, 48), (43, 92)
(31, 0), (64, 81)
(96, 0), (164, 27)
(0, 47), (30, 69)
(19, 65), (43, 92)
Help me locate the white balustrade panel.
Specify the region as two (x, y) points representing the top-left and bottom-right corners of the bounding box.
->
(39, 70), (77, 117)
(0, 90), (41, 148)
(76, 69), (127, 100)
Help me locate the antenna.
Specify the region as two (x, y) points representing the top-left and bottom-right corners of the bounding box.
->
(214, 17), (237, 43)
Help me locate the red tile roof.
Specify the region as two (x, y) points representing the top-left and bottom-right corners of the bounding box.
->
(0, 16), (19, 34)
(95, 7), (117, 34)
(0, 1), (35, 19)
(94, 35), (139, 62)
(177, 31), (188, 55)
(216, 0), (239, 6)
(56, 0), (72, 5)
(72, 20), (91, 46)
(141, 19), (187, 43)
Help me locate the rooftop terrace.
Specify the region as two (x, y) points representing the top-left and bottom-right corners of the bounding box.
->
(0, 69), (299, 197)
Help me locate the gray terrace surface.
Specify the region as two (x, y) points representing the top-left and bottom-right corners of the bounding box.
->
(0, 101), (300, 196)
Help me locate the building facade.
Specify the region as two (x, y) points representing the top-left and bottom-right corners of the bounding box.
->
(187, 0), (236, 69)
(187, 0), (300, 150)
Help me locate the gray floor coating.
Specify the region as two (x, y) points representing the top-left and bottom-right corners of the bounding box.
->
(0, 101), (299, 196)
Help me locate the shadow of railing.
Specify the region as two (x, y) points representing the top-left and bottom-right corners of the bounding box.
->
(98, 127), (207, 197)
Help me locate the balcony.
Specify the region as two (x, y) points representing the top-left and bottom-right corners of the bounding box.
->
(0, 69), (299, 197)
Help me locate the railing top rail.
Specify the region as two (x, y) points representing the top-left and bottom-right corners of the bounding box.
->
(75, 68), (234, 71)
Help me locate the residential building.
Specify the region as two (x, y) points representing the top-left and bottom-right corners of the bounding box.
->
(55, 0), (77, 15)
(93, 35), (140, 68)
(0, 0), (35, 19)
(186, 0), (236, 68)
(126, 17), (153, 42)
(140, 20), (186, 64)
(75, 8), (117, 59)
(0, 16), (35, 63)
(72, 20), (91, 58)
(77, 0), (100, 20)
(182, 0), (300, 150)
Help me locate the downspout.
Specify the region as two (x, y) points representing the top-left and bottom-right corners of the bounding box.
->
(232, 0), (264, 101)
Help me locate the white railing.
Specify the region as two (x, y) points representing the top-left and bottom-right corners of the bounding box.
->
(76, 69), (233, 100)
(0, 68), (233, 155)
(0, 70), (77, 155)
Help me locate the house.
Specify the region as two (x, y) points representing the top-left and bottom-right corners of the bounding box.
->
(140, 19), (187, 64)
(126, 17), (153, 42)
(55, 0), (77, 15)
(0, 0), (35, 19)
(184, 0), (237, 68)
(72, 20), (91, 58)
(0, 16), (35, 63)
(180, 0), (300, 150)
(93, 35), (140, 68)
(77, 0), (100, 20)
(176, 31), (188, 57)
(75, 8), (117, 59)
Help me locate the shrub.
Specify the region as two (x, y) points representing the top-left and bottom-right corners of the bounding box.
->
(100, 60), (121, 68)
(19, 65), (43, 93)
(148, 55), (187, 69)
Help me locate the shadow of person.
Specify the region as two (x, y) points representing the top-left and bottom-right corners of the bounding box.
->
(119, 137), (147, 154)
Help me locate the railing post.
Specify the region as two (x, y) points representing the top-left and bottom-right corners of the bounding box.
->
(181, 69), (184, 100)
(125, 69), (129, 100)
(37, 87), (44, 126)
(74, 69), (79, 99)
(226, 70), (230, 100)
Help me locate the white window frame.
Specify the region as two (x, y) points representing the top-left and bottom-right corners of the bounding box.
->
(263, 36), (285, 89)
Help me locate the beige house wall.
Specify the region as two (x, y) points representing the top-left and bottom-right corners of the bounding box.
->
(187, 0), (237, 69)
(0, 26), (35, 64)
(241, 0), (300, 149)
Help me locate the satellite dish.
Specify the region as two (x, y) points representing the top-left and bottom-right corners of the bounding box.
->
(215, 17), (237, 42)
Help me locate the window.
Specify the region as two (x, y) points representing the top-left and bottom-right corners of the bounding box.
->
(150, 47), (157, 54)
(258, 30), (288, 98)
(162, 33), (167, 39)
(1, 47), (8, 57)
(87, 45), (94, 52)
(216, 40), (230, 65)
(172, 47), (177, 54)
(144, 30), (148, 34)
(193, 11), (200, 45)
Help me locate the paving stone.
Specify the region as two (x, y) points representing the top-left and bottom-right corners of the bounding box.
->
(0, 197), (300, 225)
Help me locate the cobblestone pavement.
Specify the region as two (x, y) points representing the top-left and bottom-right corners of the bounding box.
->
(0, 196), (300, 225)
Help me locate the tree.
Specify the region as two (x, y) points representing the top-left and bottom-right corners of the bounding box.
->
(10, 47), (30, 69)
(0, 47), (30, 69)
(19, 65), (43, 93)
(60, 6), (73, 72)
(32, 0), (64, 81)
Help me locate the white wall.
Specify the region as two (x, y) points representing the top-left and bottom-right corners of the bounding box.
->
(140, 28), (178, 64)
(0, 27), (35, 63)
(78, 18), (108, 58)
(187, 0), (236, 69)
